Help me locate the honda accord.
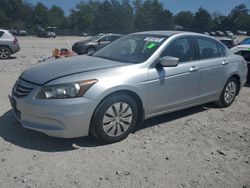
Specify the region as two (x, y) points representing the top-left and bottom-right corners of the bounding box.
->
(9, 31), (248, 143)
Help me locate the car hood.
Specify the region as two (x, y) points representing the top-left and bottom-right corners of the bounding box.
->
(20, 55), (127, 85)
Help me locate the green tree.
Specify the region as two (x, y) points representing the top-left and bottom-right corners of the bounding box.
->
(175, 11), (194, 29)
(229, 4), (250, 29)
(134, 0), (173, 31)
(48, 6), (66, 28)
(33, 2), (49, 27)
(194, 7), (213, 30)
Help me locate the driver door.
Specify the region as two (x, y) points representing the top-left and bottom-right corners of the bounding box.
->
(147, 36), (201, 115)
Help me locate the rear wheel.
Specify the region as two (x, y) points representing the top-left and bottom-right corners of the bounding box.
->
(90, 94), (138, 144)
(0, 47), (11, 59)
(216, 77), (239, 107)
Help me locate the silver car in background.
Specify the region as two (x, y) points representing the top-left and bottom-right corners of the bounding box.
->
(0, 29), (20, 59)
(9, 31), (248, 143)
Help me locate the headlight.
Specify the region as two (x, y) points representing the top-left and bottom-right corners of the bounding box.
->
(36, 79), (98, 99)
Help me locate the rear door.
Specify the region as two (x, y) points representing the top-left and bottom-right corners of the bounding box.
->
(194, 37), (228, 102)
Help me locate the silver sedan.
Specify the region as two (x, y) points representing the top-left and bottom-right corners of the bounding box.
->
(10, 31), (248, 143)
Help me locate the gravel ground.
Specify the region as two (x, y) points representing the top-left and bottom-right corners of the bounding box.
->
(0, 36), (249, 188)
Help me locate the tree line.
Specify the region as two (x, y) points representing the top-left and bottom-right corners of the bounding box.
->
(0, 0), (249, 35)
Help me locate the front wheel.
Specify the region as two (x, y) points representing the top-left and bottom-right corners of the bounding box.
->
(90, 94), (138, 144)
(216, 77), (239, 107)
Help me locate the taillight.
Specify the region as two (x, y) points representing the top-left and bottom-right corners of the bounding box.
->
(13, 37), (18, 45)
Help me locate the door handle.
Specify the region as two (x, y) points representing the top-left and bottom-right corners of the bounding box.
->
(189, 66), (200, 72)
(222, 60), (228, 65)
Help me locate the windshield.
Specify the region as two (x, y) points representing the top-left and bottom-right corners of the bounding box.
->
(93, 34), (166, 63)
(89, 35), (104, 42)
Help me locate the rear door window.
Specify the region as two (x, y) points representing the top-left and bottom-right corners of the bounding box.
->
(197, 37), (220, 59)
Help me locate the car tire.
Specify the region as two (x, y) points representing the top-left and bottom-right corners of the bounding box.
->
(90, 94), (138, 144)
(0, 46), (11, 59)
(216, 77), (239, 107)
(87, 47), (96, 55)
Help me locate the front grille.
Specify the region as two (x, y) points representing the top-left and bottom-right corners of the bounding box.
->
(13, 78), (36, 98)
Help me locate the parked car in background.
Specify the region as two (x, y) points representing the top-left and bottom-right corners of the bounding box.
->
(204, 32), (210, 36)
(239, 37), (250, 45)
(37, 26), (57, 38)
(72, 33), (122, 55)
(9, 29), (28, 36)
(216, 31), (225, 36)
(225, 31), (234, 38)
(0, 29), (20, 59)
(220, 38), (236, 49)
(231, 44), (250, 79)
(79, 32), (88, 36)
(210, 32), (216, 36)
(18, 30), (28, 36)
(9, 31), (248, 143)
(237, 30), (247, 35)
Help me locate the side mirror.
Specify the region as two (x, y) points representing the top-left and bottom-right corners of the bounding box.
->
(159, 56), (179, 67)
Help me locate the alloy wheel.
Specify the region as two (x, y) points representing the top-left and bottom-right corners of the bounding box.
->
(224, 81), (236, 104)
(0, 48), (10, 59)
(102, 102), (133, 137)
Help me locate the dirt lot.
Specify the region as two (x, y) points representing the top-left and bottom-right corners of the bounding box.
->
(0, 36), (249, 188)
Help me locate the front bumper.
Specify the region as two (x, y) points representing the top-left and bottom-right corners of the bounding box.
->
(9, 93), (99, 138)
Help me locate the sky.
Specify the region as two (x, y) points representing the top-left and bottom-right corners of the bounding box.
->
(27, 0), (250, 15)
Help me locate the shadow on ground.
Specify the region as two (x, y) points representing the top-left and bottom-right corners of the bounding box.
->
(0, 57), (17, 60)
(0, 104), (213, 152)
(0, 110), (101, 152)
(244, 80), (250, 87)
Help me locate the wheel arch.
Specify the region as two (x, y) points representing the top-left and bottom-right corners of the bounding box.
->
(0, 45), (12, 53)
(229, 73), (241, 95)
(90, 89), (145, 134)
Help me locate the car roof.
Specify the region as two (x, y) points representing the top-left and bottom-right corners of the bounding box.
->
(0, 29), (8, 32)
(231, 44), (250, 53)
(132, 30), (207, 37)
(220, 38), (233, 41)
(133, 30), (184, 36)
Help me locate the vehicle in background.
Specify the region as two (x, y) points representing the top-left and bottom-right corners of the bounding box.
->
(204, 32), (210, 36)
(0, 29), (20, 59)
(72, 33), (122, 55)
(9, 29), (28, 36)
(210, 32), (216, 36)
(216, 31), (225, 36)
(9, 31), (248, 143)
(9, 29), (19, 36)
(231, 44), (250, 79)
(79, 32), (88, 36)
(237, 30), (247, 35)
(37, 26), (57, 38)
(225, 31), (234, 38)
(239, 37), (250, 45)
(18, 30), (28, 36)
(220, 38), (236, 49)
